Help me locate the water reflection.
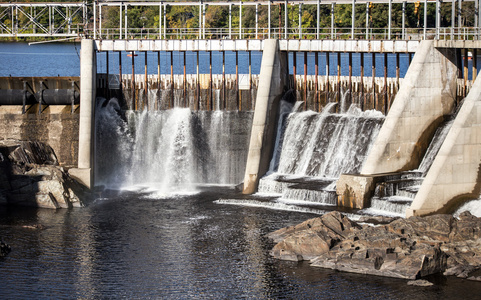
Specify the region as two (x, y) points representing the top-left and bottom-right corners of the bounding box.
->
(1, 188), (481, 298)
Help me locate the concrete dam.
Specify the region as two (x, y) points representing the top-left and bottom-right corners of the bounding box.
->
(1, 38), (481, 218)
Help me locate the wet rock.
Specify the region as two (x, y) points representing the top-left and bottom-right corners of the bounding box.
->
(357, 215), (399, 225)
(268, 211), (361, 261)
(0, 141), (88, 209)
(268, 211), (481, 280)
(7, 141), (58, 166)
(407, 279), (433, 287)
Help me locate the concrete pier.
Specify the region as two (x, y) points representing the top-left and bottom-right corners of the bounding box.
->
(407, 73), (481, 216)
(69, 39), (96, 189)
(337, 40), (458, 210)
(243, 39), (287, 194)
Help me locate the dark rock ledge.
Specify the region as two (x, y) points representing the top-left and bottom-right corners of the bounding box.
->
(267, 211), (481, 280)
(0, 141), (89, 209)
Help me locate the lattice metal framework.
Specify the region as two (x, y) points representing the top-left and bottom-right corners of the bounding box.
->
(0, 2), (86, 37)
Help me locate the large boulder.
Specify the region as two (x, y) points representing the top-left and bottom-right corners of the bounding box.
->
(268, 211), (361, 261)
(269, 211), (481, 280)
(0, 141), (87, 209)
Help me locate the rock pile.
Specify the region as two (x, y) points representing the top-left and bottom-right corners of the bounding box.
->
(268, 211), (481, 280)
(0, 141), (87, 209)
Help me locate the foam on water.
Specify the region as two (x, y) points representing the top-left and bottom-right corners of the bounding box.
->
(454, 199), (481, 218)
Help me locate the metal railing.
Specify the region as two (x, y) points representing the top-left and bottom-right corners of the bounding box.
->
(91, 26), (481, 42)
(1, 1), (481, 42)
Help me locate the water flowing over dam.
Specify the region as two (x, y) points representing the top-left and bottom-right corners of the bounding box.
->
(95, 98), (253, 192)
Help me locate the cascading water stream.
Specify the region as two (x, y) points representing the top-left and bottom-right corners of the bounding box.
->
(253, 103), (384, 209)
(95, 98), (253, 194)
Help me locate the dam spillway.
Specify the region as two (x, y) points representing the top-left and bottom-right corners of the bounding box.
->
(95, 98), (253, 191)
(2, 39), (481, 218)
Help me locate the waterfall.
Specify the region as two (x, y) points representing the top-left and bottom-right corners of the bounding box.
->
(95, 98), (253, 193)
(268, 93), (296, 174)
(277, 105), (384, 179)
(258, 105), (384, 206)
(417, 119), (455, 176)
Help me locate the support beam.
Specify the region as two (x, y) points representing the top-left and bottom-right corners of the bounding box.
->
(69, 39), (96, 189)
(243, 40), (286, 194)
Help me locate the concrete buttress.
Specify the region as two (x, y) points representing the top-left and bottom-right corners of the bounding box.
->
(407, 71), (481, 216)
(243, 39), (287, 194)
(69, 39), (96, 189)
(337, 40), (458, 210)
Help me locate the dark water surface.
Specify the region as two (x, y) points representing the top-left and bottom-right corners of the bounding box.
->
(1, 187), (480, 299)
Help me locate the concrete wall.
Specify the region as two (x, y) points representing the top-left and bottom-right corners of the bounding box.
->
(243, 39), (287, 194)
(0, 106), (79, 167)
(361, 40), (458, 175)
(407, 72), (481, 216)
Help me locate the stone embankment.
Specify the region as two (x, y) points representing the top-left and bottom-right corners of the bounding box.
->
(0, 141), (87, 209)
(268, 211), (481, 281)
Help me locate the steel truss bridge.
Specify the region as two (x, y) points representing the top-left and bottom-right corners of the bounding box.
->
(0, 0), (481, 40)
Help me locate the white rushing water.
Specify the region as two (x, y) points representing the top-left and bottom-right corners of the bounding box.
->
(258, 104), (384, 207)
(95, 98), (253, 193)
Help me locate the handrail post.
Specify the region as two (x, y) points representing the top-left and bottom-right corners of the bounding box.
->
(268, 1), (271, 39)
(239, 1), (242, 39)
(285, 0), (288, 39)
(331, 2), (335, 39)
(317, 0), (320, 39)
(299, 3), (302, 39)
(388, 0), (392, 40)
(423, 0), (427, 40)
(351, 0), (355, 39)
(366, 2), (369, 40)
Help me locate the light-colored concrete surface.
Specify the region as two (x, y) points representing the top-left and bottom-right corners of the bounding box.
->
(68, 168), (92, 189)
(337, 174), (377, 209)
(361, 40), (458, 175)
(96, 39), (420, 53)
(407, 72), (481, 217)
(76, 39), (96, 189)
(243, 39), (286, 194)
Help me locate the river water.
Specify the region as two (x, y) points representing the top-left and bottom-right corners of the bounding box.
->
(2, 187), (481, 299)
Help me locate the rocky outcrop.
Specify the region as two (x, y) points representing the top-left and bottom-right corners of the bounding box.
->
(0, 141), (88, 209)
(267, 211), (361, 261)
(268, 211), (481, 280)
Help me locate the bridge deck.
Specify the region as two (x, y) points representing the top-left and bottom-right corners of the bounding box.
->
(95, 39), (421, 53)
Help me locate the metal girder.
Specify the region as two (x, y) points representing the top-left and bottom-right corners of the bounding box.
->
(0, 2), (85, 37)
